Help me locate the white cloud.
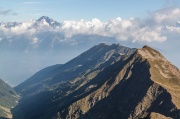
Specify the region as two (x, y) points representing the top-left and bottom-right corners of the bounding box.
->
(165, 25), (180, 33)
(0, 20), (36, 35)
(148, 7), (180, 25)
(60, 17), (166, 42)
(31, 37), (39, 44)
(61, 18), (104, 38)
(1, 7), (180, 43)
(131, 27), (167, 42)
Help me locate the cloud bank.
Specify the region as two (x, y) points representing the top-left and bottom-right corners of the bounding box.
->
(60, 17), (167, 42)
(0, 7), (180, 43)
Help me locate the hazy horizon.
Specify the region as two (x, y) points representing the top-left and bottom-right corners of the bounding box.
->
(0, 0), (180, 86)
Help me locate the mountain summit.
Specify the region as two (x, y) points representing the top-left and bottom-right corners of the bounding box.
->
(37, 16), (57, 25)
(13, 44), (180, 119)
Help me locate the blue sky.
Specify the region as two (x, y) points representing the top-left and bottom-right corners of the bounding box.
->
(1, 0), (180, 22)
(0, 0), (180, 85)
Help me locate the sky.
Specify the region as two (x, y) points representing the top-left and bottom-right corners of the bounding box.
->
(0, 0), (180, 22)
(0, 0), (180, 86)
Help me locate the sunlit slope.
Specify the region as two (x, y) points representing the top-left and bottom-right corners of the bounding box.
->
(13, 44), (180, 119)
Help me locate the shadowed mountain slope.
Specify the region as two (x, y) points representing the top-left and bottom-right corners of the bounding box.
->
(15, 43), (135, 96)
(0, 79), (18, 119)
(13, 44), (180, 119)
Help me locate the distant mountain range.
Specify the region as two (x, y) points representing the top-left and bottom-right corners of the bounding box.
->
(0, 16), (126, 51)
(1, 16), (179, 52)
(11, 43), (180, 119)
(0, 16), (180, 86)
(0, 16), (122, 86)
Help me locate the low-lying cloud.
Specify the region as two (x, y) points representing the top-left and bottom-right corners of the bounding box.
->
(147, 7), (180, 25)
(60, 17), (167, 42)
(0, 7), (180, 43)
(1, 6), (180, 86)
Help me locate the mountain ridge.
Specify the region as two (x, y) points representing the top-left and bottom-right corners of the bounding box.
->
(0, 16), (179, 86)
(55, 46), (180, 119)
(15, 43), (135, 95)
(12, 43), (180, 119)
(139, 46), (180, 110)
(0, 16), (121, 85)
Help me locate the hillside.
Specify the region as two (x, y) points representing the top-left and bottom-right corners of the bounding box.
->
(13, 43), (136, 119)
(0, 79), (18, 119)
(15, 43), (135, 96)
(13, 44), (180, 119)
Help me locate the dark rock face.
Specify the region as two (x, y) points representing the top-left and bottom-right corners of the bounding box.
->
(13, 44), (180, 119)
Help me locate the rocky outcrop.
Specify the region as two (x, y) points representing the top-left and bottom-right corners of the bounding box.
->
(13, 44), (180, 119)
(52, 46), (180, 119)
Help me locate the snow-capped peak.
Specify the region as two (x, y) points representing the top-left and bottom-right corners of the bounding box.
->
(37, 16), (59, 26)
